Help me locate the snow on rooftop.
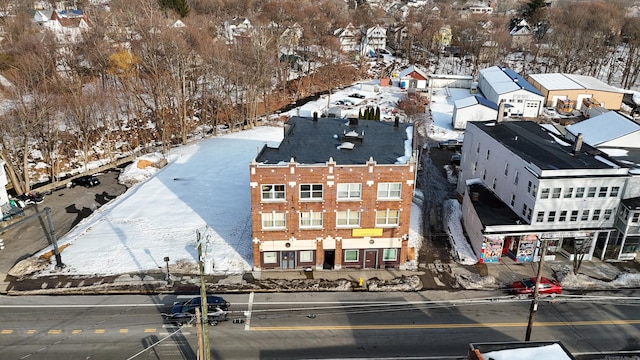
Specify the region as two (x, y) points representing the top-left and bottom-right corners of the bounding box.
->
(482, 343), (573, 360)
(566, 112), (640, 146)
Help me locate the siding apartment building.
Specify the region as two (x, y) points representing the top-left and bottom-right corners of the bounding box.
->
(250, 116), (416, 271)
(456, 119), (631, 263)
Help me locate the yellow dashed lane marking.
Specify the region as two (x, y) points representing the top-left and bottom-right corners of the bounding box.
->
(1, 330), (13, 334)
(144, 328), (156, 333)
(72, 330), (82, 334)
(26, 330), (36, 334)
(48, 330), (61, 334)
(94, 329), (105, 334)
(119, 329), (128, 333)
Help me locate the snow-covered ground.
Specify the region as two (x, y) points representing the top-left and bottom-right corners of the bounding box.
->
(17, 78), (640, 291)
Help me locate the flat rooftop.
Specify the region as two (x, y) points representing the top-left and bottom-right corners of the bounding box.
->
(472, 120), (616, 171)
(255, 116), (411, 165)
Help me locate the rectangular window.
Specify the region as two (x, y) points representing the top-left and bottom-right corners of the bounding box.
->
(522, 204), (528, 216)
(344, 249), (359, 262)
(336, 210), (360, 227)
(526, 208), (532, 221)
(337, 183), (362, 200)
(492, 178), (496, 189)
(300, 211), (323, 228)
(581, 210), (590, 221)
(599, 187), (608, 198)
(536, 211), (545, 222)
(377, 183), (402, 199)
(376, 209), (400, 226)
(261, 184), (285, 200)
(532, 184), (537, 197)
(473, 162), (477, 173)
(262, 212), (286, 229)
(559, 210), (567, 221)
(510, 194), (515, 206)
(504, 162), (509, 176)
(482, 169), (487, 180)
(514, 170), (519, 185)
(527, 181), (532, 193)
(592, 209), (601, 221)
(541, 188), (550, 199)
(570, 210), (578, 221)
(263, 252), (277, 264)
(299, 250), (313, 262)
(587, 187), (597, 198)
(564, 188), (573, 198)
(604, 209), (612, 220)
(547, 211), (556, 222)
(476, 143), (480, 153)
(383, 248), (398, 261)
(300, 184), (323, 200)
(552, 188), (561, 199)
(610, 186), (620, 197)
(486, 149), (490, 160)
(576, 187), (585, 198)
(632, 213), (640, 223)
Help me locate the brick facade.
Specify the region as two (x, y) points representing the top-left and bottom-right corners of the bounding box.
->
(250, 158), (415, 271)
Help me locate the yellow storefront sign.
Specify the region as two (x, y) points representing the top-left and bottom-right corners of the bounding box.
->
(352, 228), (383, 237)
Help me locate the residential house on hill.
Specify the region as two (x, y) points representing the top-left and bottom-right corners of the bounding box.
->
(509, 18), (533, 50)
(334, 23), (359, 53)
(250, 116), (416, 271)
(361, 25), (387, 55)
(398, 65), (428, 90)
(35, 9), (90, 43)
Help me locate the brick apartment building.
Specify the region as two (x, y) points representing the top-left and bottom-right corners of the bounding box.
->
(249, 116), (416, 271)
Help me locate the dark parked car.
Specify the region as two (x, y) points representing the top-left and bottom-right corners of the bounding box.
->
(71, 175), (100, 188)
(348, 93), (366, 99)
(438, 139), (463, 150)
(510, 277), (562, 296)
(170, 295), (230, 315)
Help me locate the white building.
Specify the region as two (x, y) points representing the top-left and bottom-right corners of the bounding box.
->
(361, 25), (387, 55)
(334, 23), (359, 53)
(457, 120), (629, 263)
(452, 95), (499, 130)
(478, 66), (544, 118)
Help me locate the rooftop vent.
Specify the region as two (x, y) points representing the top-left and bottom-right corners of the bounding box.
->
(338, 142), (355, 150)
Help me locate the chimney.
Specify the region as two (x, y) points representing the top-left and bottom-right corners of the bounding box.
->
(497, 100), (505, 122)
(313, 112), (318, 122)
(572, 133), (583, 156)
(394, 116), (399, 127)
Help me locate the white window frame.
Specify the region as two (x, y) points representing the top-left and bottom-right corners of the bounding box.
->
(261, 184), (285, 201)
(377, 183), (402, 200)
(383, 248), (398, 261)
(263, 252), (278, 264)
(336, 210), (360, 227)
(337, 183), (362, 200)
(262, 212), (286, 229)
(300, 184), (323, 200)
(376, 209), (400, 226)
(299, 211), (323, 228)
(299, 250), (313, 262)
(344, 249), (359, 262)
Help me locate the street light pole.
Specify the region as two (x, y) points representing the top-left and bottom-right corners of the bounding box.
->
(525, 239), (547, 341)
(197, 237), (210, 360)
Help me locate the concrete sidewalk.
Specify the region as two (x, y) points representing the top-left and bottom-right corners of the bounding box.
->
(1, 255), (638, 296)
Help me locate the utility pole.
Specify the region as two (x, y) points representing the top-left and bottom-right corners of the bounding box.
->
(525, 239), (547, 341)
(197, 236), (210, 360)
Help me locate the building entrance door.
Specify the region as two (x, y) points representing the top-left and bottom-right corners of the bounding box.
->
(364, 250), (378, 269)
(281, 251), (295, 269)
(323, 251), (335, 269)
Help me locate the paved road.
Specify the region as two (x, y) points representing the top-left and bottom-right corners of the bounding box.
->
(0, 292), (638, 359)
(0, 169), (129, 278)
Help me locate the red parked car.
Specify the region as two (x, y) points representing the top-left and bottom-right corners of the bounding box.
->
(510, 277), (562, 296)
